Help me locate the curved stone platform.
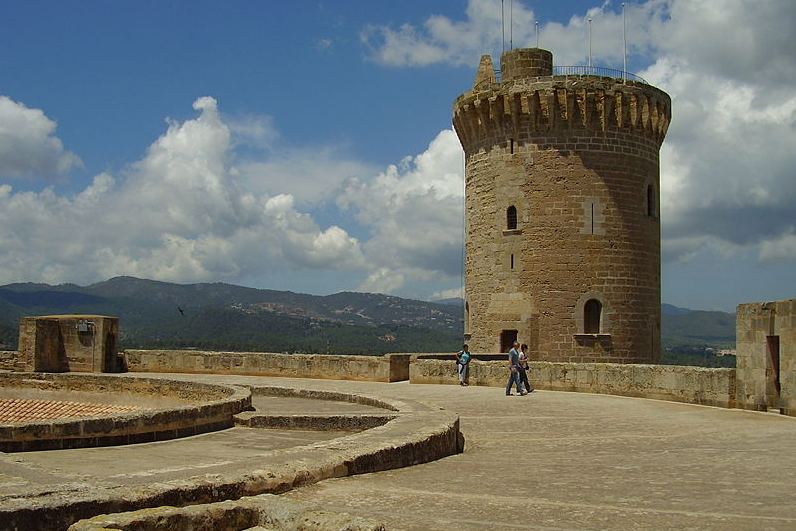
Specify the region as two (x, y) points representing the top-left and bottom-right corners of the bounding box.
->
(5, 372), (796, 531)
(235, 386), (398, 431)
(0, 374), (460, 531)
(68, 494), (384, 531)
(0, 373), (251, 452)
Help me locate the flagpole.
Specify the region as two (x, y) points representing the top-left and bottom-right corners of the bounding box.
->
(510, 0), (513, 50)
(622, 3), (627, 80)
(501, 0), (505, 52)
(588, 17), (592, 68)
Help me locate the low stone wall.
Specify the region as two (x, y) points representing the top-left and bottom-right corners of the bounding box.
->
(124, 350), (412, 382)
(0, 350), (20, 371)
(247, 385), (399, 411)
(235, 386), (397, 431)
(411, 359), (737, 408)
(68, 494), (384, 531)
(0, 373), (251, 451)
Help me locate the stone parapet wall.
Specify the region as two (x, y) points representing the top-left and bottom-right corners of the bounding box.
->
(452, 74), (671, 156)
(411, 359), (736, 408)
(18, 315), (120, 373)
(124, 350), (412, 382)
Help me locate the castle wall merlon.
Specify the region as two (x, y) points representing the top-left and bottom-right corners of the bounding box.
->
(473, 54), (497, 89)
(453, 78), (671, 153)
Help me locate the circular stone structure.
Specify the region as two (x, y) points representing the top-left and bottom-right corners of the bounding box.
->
(0, 374), (461, 531)
(0, 372), (251, 452)
(453, 48), (671, 363)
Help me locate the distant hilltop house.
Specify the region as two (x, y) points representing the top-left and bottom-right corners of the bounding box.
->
(454, 47), (670, 363)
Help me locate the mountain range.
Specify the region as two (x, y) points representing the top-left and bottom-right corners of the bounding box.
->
(0, 277), (463, 354)
(0, 277), (736, 355)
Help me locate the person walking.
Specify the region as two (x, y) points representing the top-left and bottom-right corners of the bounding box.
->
(518, 343), (534, 393)
(455, 344), (471, 386)
(505, 341), (526, 396)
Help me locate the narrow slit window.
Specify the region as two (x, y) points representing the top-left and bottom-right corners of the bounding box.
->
(510, 254), (514, 269)
(510, 138), (515, 154)
(507, 206), (518, 230)
(647, 184), (656, 217)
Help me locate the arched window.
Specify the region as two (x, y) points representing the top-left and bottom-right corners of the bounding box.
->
(647, 184), (656, 217)
(584, 299), (602, 334)
(506, 206), (518, 230)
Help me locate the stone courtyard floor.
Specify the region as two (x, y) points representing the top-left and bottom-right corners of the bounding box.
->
(3, 373), (796, 530)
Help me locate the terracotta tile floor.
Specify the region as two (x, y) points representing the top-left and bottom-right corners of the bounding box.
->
(0, 399), (144, 423)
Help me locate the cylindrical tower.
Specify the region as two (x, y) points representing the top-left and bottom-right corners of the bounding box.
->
(453, 48), (671, 363)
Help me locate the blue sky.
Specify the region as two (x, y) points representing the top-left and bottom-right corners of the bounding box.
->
(1, 0), (794, 312)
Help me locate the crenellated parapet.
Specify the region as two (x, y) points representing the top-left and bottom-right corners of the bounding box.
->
(453, 72), (671, 154)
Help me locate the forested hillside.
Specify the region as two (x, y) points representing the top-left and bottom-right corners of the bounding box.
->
(0, 277), (738, 366)
(0, 277), (462, 354)
(661, 309), (735, 348)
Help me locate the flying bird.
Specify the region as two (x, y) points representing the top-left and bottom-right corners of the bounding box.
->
(177, 306), (185, 316)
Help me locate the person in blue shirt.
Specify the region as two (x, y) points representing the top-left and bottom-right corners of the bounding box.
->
(506, 341), (527, 395)
(455, 344), (471, 386)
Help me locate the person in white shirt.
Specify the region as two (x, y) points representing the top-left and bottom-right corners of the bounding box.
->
(518, 343), (534, 393)
(455, 344), (471, 386)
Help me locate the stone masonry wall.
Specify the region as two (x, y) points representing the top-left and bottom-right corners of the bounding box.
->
(124, 350), (412, 383)
(18, 316), (119, 372)
(410, 359), (735, 408)
(736, 299), (796, 416)
(453, 48), (670, 364)
(0, 350), (21, 371)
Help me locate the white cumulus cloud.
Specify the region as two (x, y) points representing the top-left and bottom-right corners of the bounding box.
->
(644, 0), (796, 265)
(0, 96), (366, 286)
(0, 96), (81, 178)
(361, 0), (534, 67)
(337, 129), (464, 294)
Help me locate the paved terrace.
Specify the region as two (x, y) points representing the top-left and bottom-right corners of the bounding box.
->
(3, 372), (796, 531)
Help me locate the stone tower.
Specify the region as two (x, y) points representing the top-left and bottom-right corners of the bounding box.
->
(453, 48), (671, 363)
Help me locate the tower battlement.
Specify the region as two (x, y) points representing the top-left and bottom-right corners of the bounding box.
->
(453, 51), (670, 156)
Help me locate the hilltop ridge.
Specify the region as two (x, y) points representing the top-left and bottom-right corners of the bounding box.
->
(0, 277), (463, 354)
(0, 277), (737, 363)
